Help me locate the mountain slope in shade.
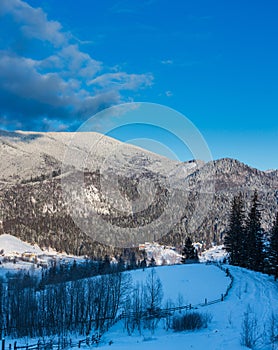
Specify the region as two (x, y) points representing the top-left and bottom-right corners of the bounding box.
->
(0, 130), (277, 255)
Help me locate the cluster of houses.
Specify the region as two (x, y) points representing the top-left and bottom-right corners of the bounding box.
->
(139, 241), (177, 252)
(0, 250), (48, 267)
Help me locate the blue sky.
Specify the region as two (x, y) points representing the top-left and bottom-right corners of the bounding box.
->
(0, 0), (277, 170)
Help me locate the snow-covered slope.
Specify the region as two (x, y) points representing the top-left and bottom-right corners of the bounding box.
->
(0, 234), (84, 273)
(100, 265), (278, 350)
(0, 234), (42, 255)
(129, 264), (230, 305)
(0, 130), (181, 183)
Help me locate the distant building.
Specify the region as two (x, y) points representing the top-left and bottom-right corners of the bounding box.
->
(22, 251), (37, 262)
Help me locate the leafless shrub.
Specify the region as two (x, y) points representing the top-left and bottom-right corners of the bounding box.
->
(172, 311), (212, 332)
(240, 305), (261, 349)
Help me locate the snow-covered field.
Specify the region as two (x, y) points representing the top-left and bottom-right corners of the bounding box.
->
(129, 264), (230, 305)
(1, 234), (277, 349)
(99, 265), (278, 350)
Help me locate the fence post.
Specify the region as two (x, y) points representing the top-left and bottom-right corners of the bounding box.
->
(2, 339), (5, 350)
(13, 342), (16, 350)
(205, 298), (207, 305)
(221, 294), (224, 301)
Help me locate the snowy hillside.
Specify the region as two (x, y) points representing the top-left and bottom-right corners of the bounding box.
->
(129, 264), (230, 305)
(0, 234), (83, 273)
(0, 234), (43, 255)
(1, 255), (277, 350)
(100, 265), (278, 350)
(0, 130), (277, 255)
(0, 130), (179, 182)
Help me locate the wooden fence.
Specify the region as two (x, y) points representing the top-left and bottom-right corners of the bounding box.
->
(1, 334), (102, 350)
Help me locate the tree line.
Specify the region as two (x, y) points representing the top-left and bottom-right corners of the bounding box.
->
(0, 271), (127, 339)
(0, 266), (169, 339)
(224, 190), (278, 278)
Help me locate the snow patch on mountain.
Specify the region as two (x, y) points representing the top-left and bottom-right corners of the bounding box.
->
(0, 234), (43, 255)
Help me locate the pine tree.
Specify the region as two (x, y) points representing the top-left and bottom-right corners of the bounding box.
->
(128, 251), (138, 270)
(224, 193), (245, 266)
(140, 257), (147, 270)
(269, 212), (278, 279)
(150, 257), (156, 267)
(245, 190), (264, 271)
(181, 237), (198, 263)
(100, 254), (111, 274)
(117, 254), (125, 272)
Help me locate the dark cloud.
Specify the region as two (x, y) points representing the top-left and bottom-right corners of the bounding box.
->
(0, 0), (153, 131)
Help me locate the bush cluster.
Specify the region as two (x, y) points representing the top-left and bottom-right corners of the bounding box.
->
(172, 311), (211, 332)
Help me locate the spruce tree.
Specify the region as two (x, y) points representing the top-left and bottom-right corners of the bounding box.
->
(117, 254), (125, 272)
(150, 257), (156, 267)
(269, 212), (278, 279)
(100, 254), (111, 274)
(245, 190), (264, 271)
(181, 237), (198, 263)
(128, 251), (138, 270)
(140, 257), (147, 269)
(224, 193), (245, 266)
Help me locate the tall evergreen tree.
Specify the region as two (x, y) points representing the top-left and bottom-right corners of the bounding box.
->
(224, 193), (245, 266)
(269, 212), (278, 279)
(128, 251), (138, 270)
(150, 257), (156, 267)
(117, 254), (125, 272)
(245, 190), (264, 271)
(100, 254), (111, 274)
(181, 237), (198, 263)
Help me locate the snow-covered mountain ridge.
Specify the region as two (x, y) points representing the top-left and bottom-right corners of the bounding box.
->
(0, 130), (277, 255)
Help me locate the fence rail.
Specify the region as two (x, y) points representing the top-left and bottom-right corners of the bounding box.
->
(1, 335), (102, 350)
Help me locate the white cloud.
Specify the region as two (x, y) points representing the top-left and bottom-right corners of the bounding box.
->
(165, 90), (173, 97)
(0, 0), (67, 47)
(0, 0), (154, 130)
(89, 72), (153, 91)
(161, 59), (173, 65)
